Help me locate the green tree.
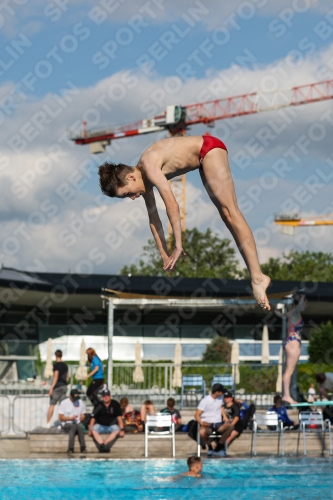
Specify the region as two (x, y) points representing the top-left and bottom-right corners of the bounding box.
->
(202, 336), (231, 363)
(120, 228), (241, 278)
(308, 321), (333, 364)
(241, 250), (333, 282)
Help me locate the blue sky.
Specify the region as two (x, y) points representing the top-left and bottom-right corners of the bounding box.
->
(1, 0), (333, 274)
(2, 1), (332, 95)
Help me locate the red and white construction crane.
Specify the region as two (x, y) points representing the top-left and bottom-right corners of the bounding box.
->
(71, 79), (333, 152)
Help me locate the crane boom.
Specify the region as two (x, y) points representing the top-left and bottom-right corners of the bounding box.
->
(70, 79), (333, 149)
(275, 214), (333, 236)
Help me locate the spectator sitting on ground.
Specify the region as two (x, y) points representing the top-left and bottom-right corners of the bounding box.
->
(88, 389), (125, 452)
(209, 390), (240, 457)
(120, 397), (134, 415)
(269, 395), (299, 429)
(120, 397), (142, 433)
(161, 398), (183, 431)
(308, 383), (317, 403)
(140, 400), (155, 423)
(181, 456), (203, 477)
(46, 349), (68, 428)
(58, 388), (86, 454)
(195, 383), (224, 452)
(316, 372), (333, 400)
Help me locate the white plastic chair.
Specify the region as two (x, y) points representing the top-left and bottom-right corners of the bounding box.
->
(251, 411), (284, 456)
(196, 423), (228, 458)
(296, 411), (332, 456)
(144, 413), (175, 458)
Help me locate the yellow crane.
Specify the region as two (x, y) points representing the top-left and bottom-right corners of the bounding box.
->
(274, 214), (333, 235)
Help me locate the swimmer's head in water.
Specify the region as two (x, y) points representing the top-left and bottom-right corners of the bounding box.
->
(187, 456), (202, 472)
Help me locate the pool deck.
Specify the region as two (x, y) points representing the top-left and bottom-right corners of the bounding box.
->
(1, 409), (331, 460)
(1, 432), (332, 460)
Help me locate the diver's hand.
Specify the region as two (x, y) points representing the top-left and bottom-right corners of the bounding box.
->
(163, 248), (186, 271)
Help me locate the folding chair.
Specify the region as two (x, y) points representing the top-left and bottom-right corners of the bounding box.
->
(144, 413), (175, 458)
(296, 411), (332, 456)
(212, 375), (234, 392)
(181, 375), (206, 409)
(251, 411), (284, 456)
(196, 423), (228, 457)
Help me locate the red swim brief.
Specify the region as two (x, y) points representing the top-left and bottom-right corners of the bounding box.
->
(198, 135), (227, 165)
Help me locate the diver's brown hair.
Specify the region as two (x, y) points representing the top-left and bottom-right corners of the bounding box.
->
(98, 162), (133, 197)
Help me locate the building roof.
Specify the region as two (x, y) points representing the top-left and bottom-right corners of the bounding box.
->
(0, 266), (332, 302)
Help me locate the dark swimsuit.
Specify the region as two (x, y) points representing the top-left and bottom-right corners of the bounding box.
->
(198, 135), (227, 167)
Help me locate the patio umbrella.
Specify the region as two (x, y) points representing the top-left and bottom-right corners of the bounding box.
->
(44, 338), (53, 379)
(276, 346), (283, 393)
(231, 340), (240, 385)
(172, 343), (182, 388)
(133, 341), (144, 383)
(76, 338), (88, 381)
(261, 325), (270, 364)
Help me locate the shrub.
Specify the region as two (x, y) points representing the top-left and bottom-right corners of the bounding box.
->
(308, 321), (333, 364)
(202, 336), (231, 363)
(297, 363), (332, 394)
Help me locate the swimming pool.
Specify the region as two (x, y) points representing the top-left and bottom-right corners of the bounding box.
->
(1, 458), (332, 499)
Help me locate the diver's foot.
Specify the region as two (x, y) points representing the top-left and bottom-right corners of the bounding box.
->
(282, 397), (298, 406)
(252, 275), (271, 311)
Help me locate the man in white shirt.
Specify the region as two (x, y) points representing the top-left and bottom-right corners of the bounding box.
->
(316, 372), (333, 399)
(195, 383), (224, 449)
(59, 388), (86, 453)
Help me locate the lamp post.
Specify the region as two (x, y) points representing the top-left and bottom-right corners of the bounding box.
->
(107, 299), (115, 390)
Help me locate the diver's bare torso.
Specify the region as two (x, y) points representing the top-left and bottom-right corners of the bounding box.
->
(137, 136), (203, 181)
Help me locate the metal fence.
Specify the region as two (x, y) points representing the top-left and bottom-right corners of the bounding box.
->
(0, 362), (283, 402)
(0, 363), (286, 436)
(107, 362), (281, 407)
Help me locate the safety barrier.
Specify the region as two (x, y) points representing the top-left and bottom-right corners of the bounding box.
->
(0, 396), (10, 435)
(0, 362), (287, 436)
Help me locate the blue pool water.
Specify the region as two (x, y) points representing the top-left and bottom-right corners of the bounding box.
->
(0, 458), (332, 499)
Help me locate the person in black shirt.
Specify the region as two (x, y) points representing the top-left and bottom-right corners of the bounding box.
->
(210, 391), (240, 457)
(161, 397), (183, 431)
(88, 389), (125, 452)
(46, 349), (68, 428)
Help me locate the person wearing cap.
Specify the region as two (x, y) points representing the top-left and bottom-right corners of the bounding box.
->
(58, 388), (86, 454)
(195, 383), (224, 452)
(88, 389), (125, 452)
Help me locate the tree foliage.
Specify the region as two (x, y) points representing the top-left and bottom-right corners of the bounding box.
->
(120, 228), (241, 278)
(120, 226), (333, 283)
(202, 336), (231, 363)
(241, 250), (333, 282)
(308, 321), (333, 364)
